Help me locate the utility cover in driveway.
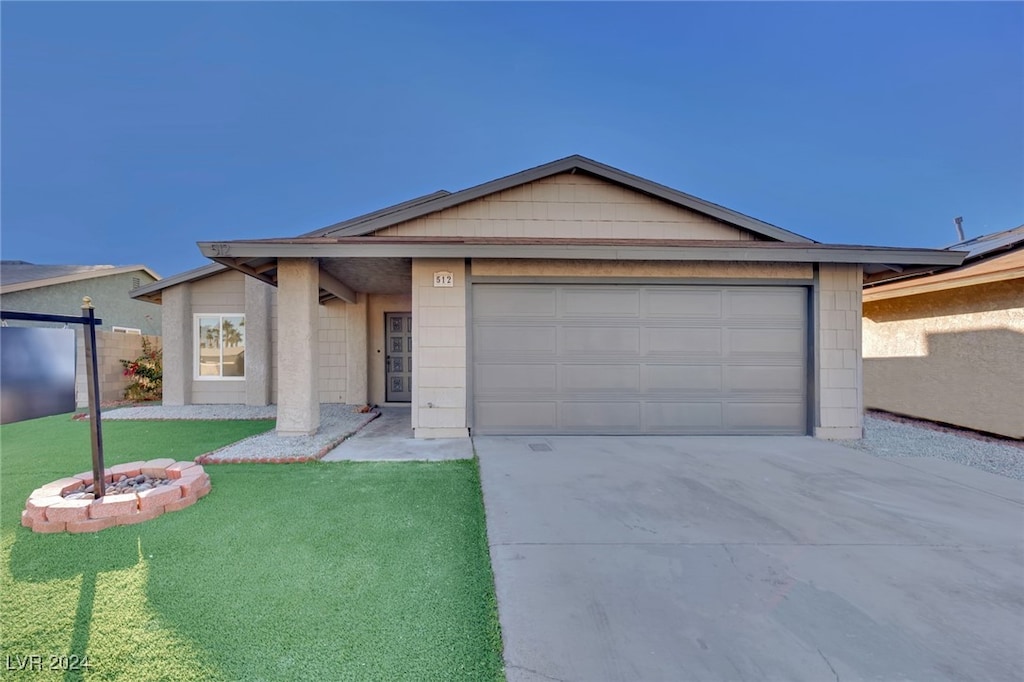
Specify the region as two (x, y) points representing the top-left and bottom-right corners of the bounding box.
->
(472, 284), (807, 435)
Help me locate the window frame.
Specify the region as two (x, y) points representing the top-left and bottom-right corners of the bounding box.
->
(193, 313), (246, 381)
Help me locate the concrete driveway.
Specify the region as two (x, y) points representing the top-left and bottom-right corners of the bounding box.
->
(474, 436), (1024, 682)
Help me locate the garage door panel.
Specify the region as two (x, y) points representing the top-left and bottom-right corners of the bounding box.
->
(642, 364), (722, 391)
(644, 402), (724, 430)
(476, 401), (557, 430)
(563, 327), (640, 354)
(562, 364), (640, 392)
(725, 365), (805, 392)
(563, 289), (640, 316)
(726, 289), (805, 319)
(729, 328), (805, 355)
(646, 290), (722, 318)
(727, 401), (806, 431)
(561, 402), (641, 430)
(476, 364), (558, 392)
(475, 326), (557, 353)
(472, 284), (807, 435)
(646, 327), (722, 355)
(474, 287), (557, 317)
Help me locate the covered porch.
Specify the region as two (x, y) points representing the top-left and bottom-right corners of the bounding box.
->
(206, 250), (467, 439)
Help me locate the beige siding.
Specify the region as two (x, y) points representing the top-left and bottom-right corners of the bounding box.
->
(411, 259), (468, 437)
(816, 263), (863, 438)
(863, 279), (1024, 439)
(377, 173), (759, 241)
(471, 259), (812, 279)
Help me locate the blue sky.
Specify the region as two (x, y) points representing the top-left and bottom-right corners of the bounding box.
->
(2, 2), (1022, 279)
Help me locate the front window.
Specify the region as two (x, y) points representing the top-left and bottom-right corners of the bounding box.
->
(195, 314), (245, 379)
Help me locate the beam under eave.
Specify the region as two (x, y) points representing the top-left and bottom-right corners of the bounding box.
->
(211, 257), (278, 287)
(318, 268), (357, 304)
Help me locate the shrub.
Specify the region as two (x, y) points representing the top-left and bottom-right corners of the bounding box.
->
(120, 337), (162, 401)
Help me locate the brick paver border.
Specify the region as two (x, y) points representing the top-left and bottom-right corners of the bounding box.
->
(21, 460), (211, 534)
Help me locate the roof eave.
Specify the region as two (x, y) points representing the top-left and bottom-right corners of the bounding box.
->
(129, 262), (226, 303)
(198, 239), (966, 267)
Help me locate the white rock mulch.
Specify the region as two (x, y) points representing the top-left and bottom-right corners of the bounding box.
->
(103, 404), (278, 420)
(197, 405), (380, 463)
(102, 403), (381, 463)
(841, 413), (1024, 480)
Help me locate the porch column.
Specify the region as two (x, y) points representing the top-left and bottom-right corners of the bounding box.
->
(244, 276), (273, 406)
(346, 292), (368, 405)
(276, 258), (320, 435)
(162, 284), (192, 406)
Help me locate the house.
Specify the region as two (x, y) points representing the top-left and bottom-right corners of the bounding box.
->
(131, 156), (963, 439)
(0, 261), (161, 335)
(862, 225), (1023, 439)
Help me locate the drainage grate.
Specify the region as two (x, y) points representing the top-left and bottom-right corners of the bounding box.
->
(528, 443), (552, 452)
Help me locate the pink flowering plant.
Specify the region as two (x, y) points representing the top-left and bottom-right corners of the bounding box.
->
(120, 337), (163, 401)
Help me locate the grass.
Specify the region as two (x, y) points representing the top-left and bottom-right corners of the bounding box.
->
(1, 414), (505, 681)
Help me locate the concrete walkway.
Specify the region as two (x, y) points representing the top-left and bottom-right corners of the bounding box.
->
(322, 407), (473, 461)
(475, 435), (1024, 682)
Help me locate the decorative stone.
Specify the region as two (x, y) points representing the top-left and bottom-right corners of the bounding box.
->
(23, 461), (208, 533)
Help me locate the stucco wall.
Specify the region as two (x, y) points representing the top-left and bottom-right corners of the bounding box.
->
(471, 259), (812, 279)
(411, 259), (468, 438)
(269, 288), (348, 405)
(1, 271), (161, 335)
(863, 279), (1024, 439)
(377, 173), (760, 241)
(816, 263), (863, 439)
(190, 270), (247, 404)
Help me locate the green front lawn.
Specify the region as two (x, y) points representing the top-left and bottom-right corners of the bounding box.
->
(1, 415), (504, 681)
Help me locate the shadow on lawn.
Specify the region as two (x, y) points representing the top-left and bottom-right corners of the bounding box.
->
(8, 531), (141, 682)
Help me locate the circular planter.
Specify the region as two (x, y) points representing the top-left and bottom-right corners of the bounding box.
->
(22, 459), (211, 534)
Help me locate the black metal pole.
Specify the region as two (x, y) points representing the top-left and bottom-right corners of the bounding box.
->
(82, 297), (106, 498)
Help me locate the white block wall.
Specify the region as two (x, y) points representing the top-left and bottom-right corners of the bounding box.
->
(816, 263), (864, 439)
(318, 300), (348, 403)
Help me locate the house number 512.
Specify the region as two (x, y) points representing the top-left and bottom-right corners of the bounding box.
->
(433, 271), (454, 287)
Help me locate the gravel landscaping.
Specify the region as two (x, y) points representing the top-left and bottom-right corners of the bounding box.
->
(842, 412), (1024, 480)
(198, 405), (380, 463)
(104, 404), (278, 420)
(104, 403), (381, 463)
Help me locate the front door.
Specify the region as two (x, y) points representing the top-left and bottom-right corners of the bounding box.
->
(385, 312), (412, 402)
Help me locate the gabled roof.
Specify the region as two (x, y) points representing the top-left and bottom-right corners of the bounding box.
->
(0, 262), (160, 295)
(864, 224), (1024, 301)
(317, 155), (815, 243)
(139, 155), (971, 304)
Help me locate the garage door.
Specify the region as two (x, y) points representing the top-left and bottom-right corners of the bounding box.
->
(471, 284), (807, 435)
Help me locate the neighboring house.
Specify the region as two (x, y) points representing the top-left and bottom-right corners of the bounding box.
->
(131, 155), (963, 439)
(0, 262), (161, 335)
(862, 225), (1024, 439)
